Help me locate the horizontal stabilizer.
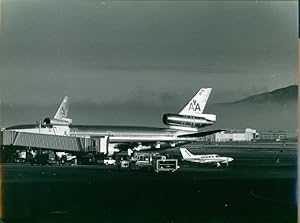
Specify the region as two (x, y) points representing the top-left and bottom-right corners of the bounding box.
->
(178, 129), (224, 138)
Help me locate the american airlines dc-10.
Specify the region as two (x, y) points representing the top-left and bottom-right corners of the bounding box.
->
(5, 88), (222, 155)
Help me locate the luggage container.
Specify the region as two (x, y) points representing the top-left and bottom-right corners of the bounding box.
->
(154, 158), (180, 173)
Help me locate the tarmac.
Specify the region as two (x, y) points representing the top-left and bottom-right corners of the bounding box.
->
(1, 142), (297, 223)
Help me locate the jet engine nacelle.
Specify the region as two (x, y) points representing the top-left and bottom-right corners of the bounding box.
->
(43, 117), (72, 125)
(163, 113), (215, 128)
(107, 144), (120, 156)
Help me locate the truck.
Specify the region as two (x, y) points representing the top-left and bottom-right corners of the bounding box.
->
(103, 157), (117, 165)
(130, 152), (153, 169)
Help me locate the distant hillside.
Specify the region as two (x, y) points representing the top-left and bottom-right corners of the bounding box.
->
(205, 85), (298, 131)
(233, 85), (297, 104)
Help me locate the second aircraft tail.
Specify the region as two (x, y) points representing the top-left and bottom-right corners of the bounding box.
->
(54, 96), (70, 120)
(180, 148), (194, 159)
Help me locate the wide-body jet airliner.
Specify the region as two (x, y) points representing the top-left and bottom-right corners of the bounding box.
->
(6, 88), (222, 155)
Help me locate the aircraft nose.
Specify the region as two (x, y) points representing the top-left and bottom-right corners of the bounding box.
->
(228, 157), (234, 162)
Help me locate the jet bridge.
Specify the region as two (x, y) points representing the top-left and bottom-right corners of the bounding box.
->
(1, 130), (110, 154)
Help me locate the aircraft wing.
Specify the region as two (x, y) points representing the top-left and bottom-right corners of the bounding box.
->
(116, 141), (190, 151)
(177, 129), (224, 138)
(114, 130), (224, 151)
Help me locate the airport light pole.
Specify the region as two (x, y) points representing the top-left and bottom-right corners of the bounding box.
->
(37, 120), (42, 164)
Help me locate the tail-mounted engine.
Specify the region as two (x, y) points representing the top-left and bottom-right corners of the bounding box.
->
(43, 117), (72, 125)
(163, 113), (215, 128)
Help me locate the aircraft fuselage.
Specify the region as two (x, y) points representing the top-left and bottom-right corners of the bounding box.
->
(5, 124), (199, 143)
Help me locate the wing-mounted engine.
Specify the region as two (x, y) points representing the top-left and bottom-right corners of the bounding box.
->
(107, 144), (120, 156)
(163, 113), (215, 128)
(43, 117), (72, 125)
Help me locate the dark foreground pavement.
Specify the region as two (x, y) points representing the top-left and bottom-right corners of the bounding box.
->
(1, 145), (297, 223)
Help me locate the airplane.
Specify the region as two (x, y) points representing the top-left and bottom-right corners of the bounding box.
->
(180, 148), (234, 167)
(5, 88), (222, 156)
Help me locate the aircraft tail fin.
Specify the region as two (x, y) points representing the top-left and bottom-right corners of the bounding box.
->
(179, 88), (211, 117)
(180, 148), (194, 159)
(54, 96), (70, 120)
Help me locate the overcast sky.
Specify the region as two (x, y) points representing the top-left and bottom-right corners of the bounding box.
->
(0, 1), (297, 107)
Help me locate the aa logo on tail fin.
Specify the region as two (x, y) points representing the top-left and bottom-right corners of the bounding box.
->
(179, 88), (212, 117)
(60, 107), (66, 117)
(188, 99), (202, 112)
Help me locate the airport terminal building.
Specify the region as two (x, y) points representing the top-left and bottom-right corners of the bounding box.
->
(257, 130), (288, 141)
(203, 128), (289, 142)
(213, 128), (258, 142)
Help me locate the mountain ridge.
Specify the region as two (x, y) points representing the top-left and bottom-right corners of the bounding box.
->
(229, 85), (297, 104)
(205, 85), (297, 131)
